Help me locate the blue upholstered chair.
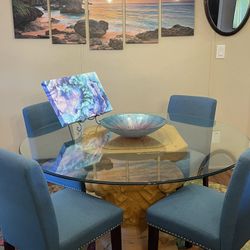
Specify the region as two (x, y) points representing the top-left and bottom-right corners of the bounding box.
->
(22, 102), (82, 190)
(22, 101), (67, 138)
(147, 148), (250, 250)
(0, 149), (123, 250)
(167, 95), (217, 186)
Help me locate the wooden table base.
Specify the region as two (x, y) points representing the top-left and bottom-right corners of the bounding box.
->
(86, 182), (183, 229)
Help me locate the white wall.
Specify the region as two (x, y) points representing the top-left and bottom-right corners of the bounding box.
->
(0, 0), (249, 152)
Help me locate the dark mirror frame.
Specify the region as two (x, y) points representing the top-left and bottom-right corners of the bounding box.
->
(204, 0), (250, 36)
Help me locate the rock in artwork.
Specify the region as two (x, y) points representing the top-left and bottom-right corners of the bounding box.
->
(41, 72), (113, 126)
(126, 0), (159, 44)
(50, 0), (86, 44)
(161, 0), (195, 37)
(11, 0), (50, 39)
(88, 0), (123, 50)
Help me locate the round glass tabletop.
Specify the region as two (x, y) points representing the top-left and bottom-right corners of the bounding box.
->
(20, 114), (249, 185)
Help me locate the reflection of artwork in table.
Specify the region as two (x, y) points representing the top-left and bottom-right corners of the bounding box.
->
(44, 128), (112, 178)
(89, 0), (123, 50)
(126, 0), (159, 44)
(11, 0), (49, 39)
(161, 0), (194, 37)
(41, 72), (113, 126)
(50, 0), (86, 44)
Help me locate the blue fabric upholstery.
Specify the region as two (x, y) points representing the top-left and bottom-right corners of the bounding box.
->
(0, 149), (59, 250)
(52, 189), (122, 250)
(167, 95), (217, 178)
(44, 173), (85, 192)
(167, 95), (217, 127)
(147, 148), (250, 250)
(23, 101), (63, 137)
(22, 102), (78, 190)
(0, 149), (123, 250)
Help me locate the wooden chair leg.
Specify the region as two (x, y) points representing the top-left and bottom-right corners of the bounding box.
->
(111, 225), (122, 250)
(148, 225), (159, 250)
(4, 241), (15, 250)
(185, 241), (193, 248)
(87, 242), (95, 250)
(203, 176), (209, 187)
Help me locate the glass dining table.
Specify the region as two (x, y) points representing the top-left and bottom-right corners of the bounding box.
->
(20, 113), (249, 231)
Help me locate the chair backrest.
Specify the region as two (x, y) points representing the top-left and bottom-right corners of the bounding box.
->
(220, 148), (250, 250)
(167, 95), (217, 127)
(23, 101), (62, 138)
(167, 95), (217, 154)
(0, 149), (59, 250)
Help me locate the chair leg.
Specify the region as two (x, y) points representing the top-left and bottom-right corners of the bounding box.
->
(185, 241), (193, 248)
(148, 225), (159, 250)
(4, 241), (15, 250)
(87, 242), (95, 250)
(203, 176), (209, 187)
(111, 225), (122, 250)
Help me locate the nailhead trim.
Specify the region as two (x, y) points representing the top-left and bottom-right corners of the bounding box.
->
(77, 223), (121, 250)
(148, 223), (211, 250)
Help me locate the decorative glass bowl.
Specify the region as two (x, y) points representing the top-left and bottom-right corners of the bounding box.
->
(100, 113), (166, 138)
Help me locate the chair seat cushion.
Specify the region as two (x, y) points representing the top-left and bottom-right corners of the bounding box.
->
(51, 188), (123, 250)
(147, 184), (224, 250)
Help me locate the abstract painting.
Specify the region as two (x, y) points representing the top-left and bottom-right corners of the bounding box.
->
(41, 72), (113, 126)
(126, 0), (159, 44)
(50, 0), (86, 44)
(88, 0), (123, 50)
(11, 0), (49, 39)
(161, 0), (194, 37)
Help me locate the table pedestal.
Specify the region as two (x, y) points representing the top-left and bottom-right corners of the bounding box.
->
(86, 181), (183, 249)
(86, 182), (183, 229)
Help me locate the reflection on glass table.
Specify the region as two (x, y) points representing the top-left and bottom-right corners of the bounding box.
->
(20, 115), (249, 185)
(20, 114), (249, 228)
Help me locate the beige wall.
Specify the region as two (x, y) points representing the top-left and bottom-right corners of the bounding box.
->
(0, 0), (249, 152)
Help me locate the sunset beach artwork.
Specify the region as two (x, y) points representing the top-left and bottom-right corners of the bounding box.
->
(88, 0), (123, 50)
(11, 0), (49, 39)
(125, 0), (159, 44)
(161, 0), (194, 37)
(50, 0), (86, 44)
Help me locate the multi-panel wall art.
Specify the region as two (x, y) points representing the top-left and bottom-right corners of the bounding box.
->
(161, 0), (194, 37)
(89, 0), (123, 50)
(126, 0), (159, 44)
(50, 0), (86, 44)
(11, 0), (195, 45)
(11, 0), (50, 39)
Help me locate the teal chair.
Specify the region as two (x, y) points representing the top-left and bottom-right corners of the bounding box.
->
(22, 102), (83, 191)
(147, 148), (250, 250)
(167, 95), (217, 186)
(22, 101), (66, 138)
(0, 149), (123, 250)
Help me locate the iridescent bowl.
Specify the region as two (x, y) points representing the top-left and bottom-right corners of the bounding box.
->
(100, 113), (166, 138)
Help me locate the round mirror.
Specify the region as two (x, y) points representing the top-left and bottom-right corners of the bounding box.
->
(204, 0), (250, 36)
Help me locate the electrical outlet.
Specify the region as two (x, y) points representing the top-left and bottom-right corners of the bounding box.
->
(212, 130), (221, 143)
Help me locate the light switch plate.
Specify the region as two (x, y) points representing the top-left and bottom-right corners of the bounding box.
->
(216, 45), (226, 59)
